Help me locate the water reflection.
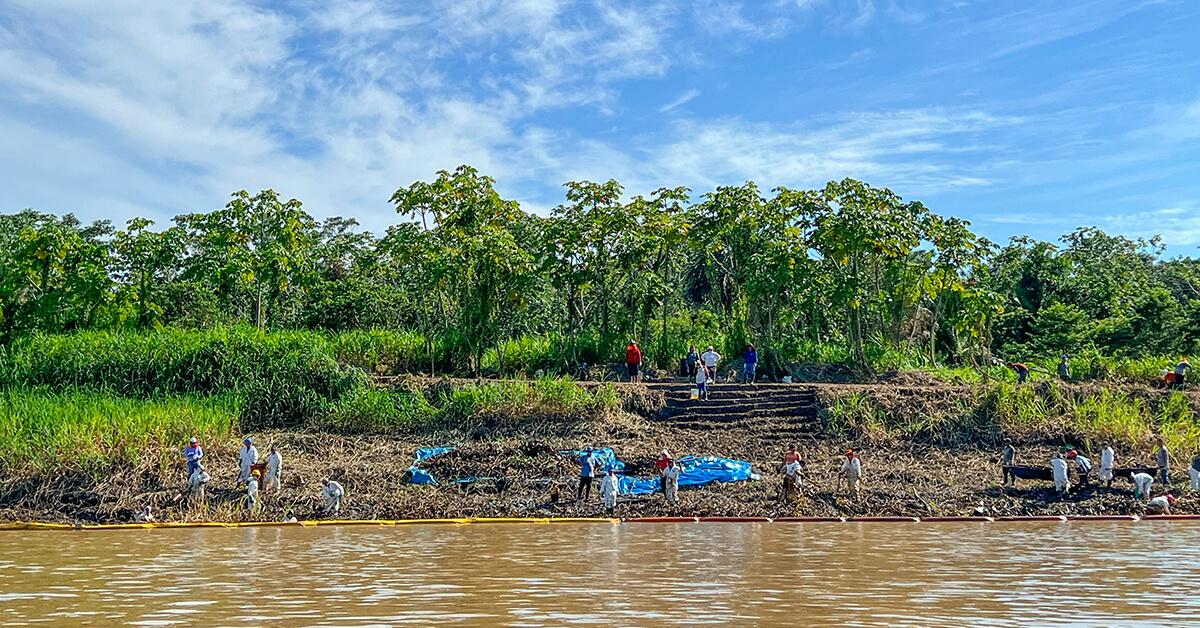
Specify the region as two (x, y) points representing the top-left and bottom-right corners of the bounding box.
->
(0, 522), (1197, 626)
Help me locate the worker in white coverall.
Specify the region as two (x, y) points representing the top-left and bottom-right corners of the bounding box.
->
(600, 469), (620, 516)
(1099, 443), (1115, 488)
(1050, 454), (1069, 494)
(663, 459), (681, 505)
(265, 444), (283, 494)
(188, 462), (210, 503)
(1132, 472), (1155, 501)
(322, 479), (345, 515)
(840, 450), (862, 498)
(1147, 493), (1175, 515)
(245, 477), (259, 513)
(237, 437), (259, 485)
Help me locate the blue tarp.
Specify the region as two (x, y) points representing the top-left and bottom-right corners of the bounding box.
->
(415, 446), (455, 464)
(407, 466), (437, 485)
(560, 447), (626, 473)
(407, 446), (455, 485)
(618, 455), (753, 495)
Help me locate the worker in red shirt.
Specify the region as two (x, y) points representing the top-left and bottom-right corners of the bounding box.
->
(626, 340), (643, 383)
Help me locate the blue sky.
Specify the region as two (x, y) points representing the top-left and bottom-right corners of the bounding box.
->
(1, 0), (1198, 252)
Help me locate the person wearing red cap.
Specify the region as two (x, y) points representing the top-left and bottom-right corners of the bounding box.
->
(1067, 450), (1092, 487)
(654, 450), (673, 497)
(1147, 492), (1176, 515)
(838, 449), (862, 498)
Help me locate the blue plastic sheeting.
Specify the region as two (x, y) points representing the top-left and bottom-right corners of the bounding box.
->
(618, 456), (753, 495)
(415, 447), (455, 464)
(560, 448), (626, 473)
(407, 466), (437, 485)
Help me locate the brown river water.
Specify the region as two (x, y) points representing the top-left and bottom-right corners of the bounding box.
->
(1, 521), (1198, 626)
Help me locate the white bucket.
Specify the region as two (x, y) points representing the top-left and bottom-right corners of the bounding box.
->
(690, 388), (700, 399)
(782, 376), (793, 384)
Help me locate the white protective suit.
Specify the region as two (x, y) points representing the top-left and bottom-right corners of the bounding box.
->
(841, 456), (862, 497)
(1099, 447), (1115, 482)
(600, 473), (620, 510)
(1051, 458), (1069, 493)
(323, 481), (345, 514)
(238, 443), (259, 484)
(663, 465), (680, 504)
(245, 477), (259, 512)
(1132, 473), (1154, 501)
(1148, 495), (1172, 514)
(265, 450), (283, 493)
(188, 466), (210, 501)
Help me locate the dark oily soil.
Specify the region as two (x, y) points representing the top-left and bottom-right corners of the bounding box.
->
(0, 393), (1193, 524)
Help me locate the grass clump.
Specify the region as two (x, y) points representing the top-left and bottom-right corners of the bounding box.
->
(0, 388), (236, 470)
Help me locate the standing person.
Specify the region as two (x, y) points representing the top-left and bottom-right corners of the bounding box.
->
(600, 469), (620, 516)
(187, 462), (210, 503)
(701, 346), (722, 382)
(1156, 437), (1171, 485)
(663, 459), (681, 505)
(743, 344), (758, 385)
(1068, 450), (1093, 487)
(839, 450), (863, 499)
(577, 448), (597, 500)
(182, 437), (204, 477)
(237, 437), (259, 485)
(784, 445), (801, 467)
(1132, 472), (1155, 501)
(1051, 453), (1069, 495)
(654, 450), (673, 495)
(626, 340), (643, 383)
(321, 479), (345, 515)
(782, 455), (805, 501)
(1190, 453), (1200, 493)
(1000, 440), (1017, 486)
(1100, 443), (1116, 488)
(694, 361), (710, 400)
(265, 444), (283, 495)
(686, 346), (700, 379)
(1175, 359), (1191, 390)
(1009, 363), (1029, 384)
(1057, 354), (1071, 382)
(245, 477), (259, 513)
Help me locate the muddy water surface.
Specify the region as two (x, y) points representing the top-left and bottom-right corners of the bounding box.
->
(1, 522), (1197, 626)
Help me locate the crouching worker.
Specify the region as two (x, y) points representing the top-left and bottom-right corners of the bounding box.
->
(1132, 472), (1155, 502)
(600, 469), (620, 516)
(1068, 450), (1092, 487)
(1051, 454), (1069, 495)
(322, 479), (345, 515)
(1147, 492), (1176, 515)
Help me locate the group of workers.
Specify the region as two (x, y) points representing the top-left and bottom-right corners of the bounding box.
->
(1003, 437), (1200, 514)
(625, 341), (764, 391)
(1009, 356), (1191, 387)
(176, 436), (344, 518)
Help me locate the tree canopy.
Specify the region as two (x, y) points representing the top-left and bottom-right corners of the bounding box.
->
(2, 167), (1196, 374)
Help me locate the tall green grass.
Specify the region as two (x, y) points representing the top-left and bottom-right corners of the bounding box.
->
(0, 388), (236, 469)
(826, 383), (1200, 453)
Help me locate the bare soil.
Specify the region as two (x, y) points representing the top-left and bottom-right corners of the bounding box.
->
(3, 380), (1197, 524)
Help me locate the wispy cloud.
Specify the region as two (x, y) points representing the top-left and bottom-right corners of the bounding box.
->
(659, 89), (701, 113)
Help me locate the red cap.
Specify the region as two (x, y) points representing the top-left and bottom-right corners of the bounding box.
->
(1067, 450), (1077, 459)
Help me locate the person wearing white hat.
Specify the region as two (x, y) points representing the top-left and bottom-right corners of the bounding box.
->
(182, 437), (204, 476)
(600, 469), (620, 515)
(237, 437), (259, 485)
(701, 346), (722, 382)
(663, 459), (681, 505)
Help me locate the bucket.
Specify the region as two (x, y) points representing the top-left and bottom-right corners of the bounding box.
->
(690, 388), (700, 399)
(782, 376), (793, 384)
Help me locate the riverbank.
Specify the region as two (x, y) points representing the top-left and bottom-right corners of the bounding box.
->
(3, 380), (1199, 523)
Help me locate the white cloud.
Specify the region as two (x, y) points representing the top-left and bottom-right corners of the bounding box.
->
(659, 89), (701, 113)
